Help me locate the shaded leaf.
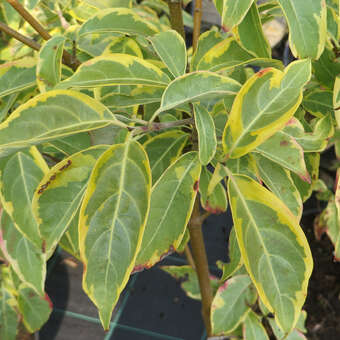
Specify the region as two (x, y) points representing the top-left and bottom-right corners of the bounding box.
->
(302, 89), (333, 118)
(227, 174), (313, 332)
(223, 59), (311, 158)
(243, 310), (269, 340)
(211, 274), (257, 334)
(135, 152), (201, 269)
(79, 141), (151, 329)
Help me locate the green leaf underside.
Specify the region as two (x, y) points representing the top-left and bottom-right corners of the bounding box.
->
(78, 8), (159, 37)
(32, 146), (109, 258)
(0, 90), (120, 157)
(59, 54), (170, 89)
(135, 152), (201, 269)
(143, 130), (188, 183)
(223, 59), (311, 158)
(211, 274), (257, 335)
(277, 0), (326, 59)
(194, 104), (217, 165)
(153, 71), (241, 119)
(227, 174), (313, 332)
(0, 58), (36, 98)
(149, 30), (187, 78)
(79, 141), (151, 329)
(18, 285), (52, 333)
(255, 155), (302, 219)
(0, 211), (45, 295)
(37, 36), (66, 92)
(0, 148), (47, 248)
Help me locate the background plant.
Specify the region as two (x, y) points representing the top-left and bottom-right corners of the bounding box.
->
(0, 0), (339, 339)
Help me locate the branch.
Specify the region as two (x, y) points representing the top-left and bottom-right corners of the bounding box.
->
(166, 0), (185, 39)
(0, 22), (41, 51)
(192, 0), (202, 51)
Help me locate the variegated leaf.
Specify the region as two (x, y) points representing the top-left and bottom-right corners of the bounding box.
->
(243, 311), (269, 340)
(79, 141), (151, 329)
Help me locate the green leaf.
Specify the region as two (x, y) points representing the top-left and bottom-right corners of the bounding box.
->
(227, 174), (313, 332)
(268, 317), (307, 340)
(79, 140), (151, 329)
(302, 89), (334, 118)
(17, 284), (52, 333)
(0, 58), (36, 98)
(292, 152), (320, 202)
(0, 210), (45, 295)
(223, 59), (311, 158)
(32, 146), (109, 258)
(195, 37), (283, 73)
(194, 104), (217, 165)
(243, 310), (269, 340)
(78, 8), (159, 37)
(135, 152), (201, 269)
(315, 198), (340, 261)
(233, 3), (271, 58)
(213, 0), (254, 29)
(0, 147), (48, 248)
(255, 155), (303, 219)
(37, 36), (66, 92)
(59, 54), (170, 89)
(149, 30), (187, 78)
(153, 72), (241, 119)
(0, 90), (123, 157)
(103, 36), (143, 57)
(255, 130), (310, 182)
(219, 227), (242, 281)
(277, 0), (327, 59)
(0, 282), (18, 340)
(224, 154), (260, 181)
(282, 115), (334, 152)
(160, 265), (219, 300)
(211, 274), (257, 335)
(143, 130), (188, 183)
(199, 166), (228, 214)
(334, 76), (340, 127)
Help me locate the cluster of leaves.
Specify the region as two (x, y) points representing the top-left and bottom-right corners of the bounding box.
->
(0, 0), (339, 339)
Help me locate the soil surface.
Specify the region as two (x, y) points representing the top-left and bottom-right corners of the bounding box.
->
(302, 214), (340, 340)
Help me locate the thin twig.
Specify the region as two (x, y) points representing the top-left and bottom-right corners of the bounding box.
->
(184, 245), (196, 269)
(192, 0), (202, 51)
(0, 22), (41, 51)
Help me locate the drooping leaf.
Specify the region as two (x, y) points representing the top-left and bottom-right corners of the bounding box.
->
(0, 210), (45, 295)
(255, 130), (310, 182)
(78, 8), (159, 37)
(233, 3), (271, 58)
(282, 115), (334, 152)
(135, 152), (201, 270)
(243, 310), (269, 340)
(223, 59), (311, 158)
(37, 36), (66, 92)
(143, 130), (188, 183)
(32, 146), (109, 258)
(59, 54), (170, 89)
(255, 155), (303, 219)
(153, 72), (241, 119)
(79, 141), (151, 329)
(194, 104), (217, 165)
(268, 317), (307, 340)
(17, 284), (52, 333)
(211, 274), (257, 335)
(199, 166), (228, 214)
(160, 265), (219, 300)
(219, 227), (242, 281)
(149, 30), (187, 78)
(227, 174), (313, 332)
(277, 0), (327, 59)
(0, 147), (48, 248)
(213, 0), (254, 29)
(302, 89), (334, 118)
(0, 58), (36, 98)
(0, 90), (123, 157)
(195, 37), (283, 73)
